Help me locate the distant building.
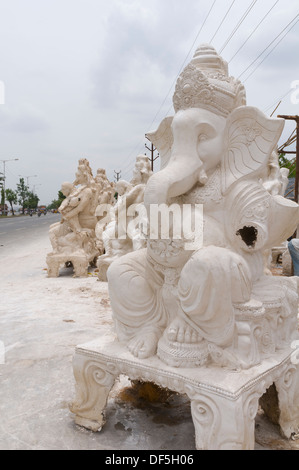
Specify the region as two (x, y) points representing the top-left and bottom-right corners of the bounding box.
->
(0, 204), (8, 215)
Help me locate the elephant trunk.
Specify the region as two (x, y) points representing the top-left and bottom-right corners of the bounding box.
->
(144, 111), (207, 207)
(144, 161), (205, 208)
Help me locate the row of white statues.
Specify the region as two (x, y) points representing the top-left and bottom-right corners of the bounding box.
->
(46, 155), (153, 278)
(47, 151), (289, 281)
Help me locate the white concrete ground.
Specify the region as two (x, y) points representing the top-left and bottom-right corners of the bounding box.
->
(0, 229), (298, 450)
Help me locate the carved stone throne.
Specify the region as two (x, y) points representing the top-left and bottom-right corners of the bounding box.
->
(70, 45), (299, 449)
(70, 272), (299, 450)
(70, 326), (299, 450)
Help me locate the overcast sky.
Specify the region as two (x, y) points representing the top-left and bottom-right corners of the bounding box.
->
(0, 0), (298, 205)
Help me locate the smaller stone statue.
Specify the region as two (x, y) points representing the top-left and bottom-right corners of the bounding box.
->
(96, 155), (152, 281)
(47, 158), (100, 277)
(94, 168), (116, 254)
(262, 151), (291, 273)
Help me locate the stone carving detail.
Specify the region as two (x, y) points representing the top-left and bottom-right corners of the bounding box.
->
(70, 356), (117, 432)
(96, 155), (152, 281)
(70, 335), (299, 450)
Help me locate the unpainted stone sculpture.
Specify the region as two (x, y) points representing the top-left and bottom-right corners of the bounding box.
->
(47, 158), (101, 277)
(261, 151), (290, 274)
(71, 45), (299, 449)
(96, 155), (152, 281)
(94, 168), (116, 254)
(108, 45), (299, 368)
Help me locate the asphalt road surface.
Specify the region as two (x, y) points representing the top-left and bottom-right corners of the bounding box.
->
(0, 213), (60, 251)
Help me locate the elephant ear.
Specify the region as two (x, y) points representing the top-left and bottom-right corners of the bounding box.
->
(145, 116), (173, 170)
(221, 106), (284, 194)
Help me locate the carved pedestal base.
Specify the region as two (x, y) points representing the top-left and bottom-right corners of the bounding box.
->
(70, 332), (299, 450)
(97, 257), (110, 282)
(46, 252), (97, 278)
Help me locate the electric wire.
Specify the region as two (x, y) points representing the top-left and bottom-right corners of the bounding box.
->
(242, 16), (299, 83)
(219, 0), (258, 53)
(145, 0), (217, 135)
(209, 0), (236, 43)
(238, 12), (299, 79)
(263, 88), (293, 114)
(228, 0), (280, 63)
(120, 0), (218, 178)
(120, 4), (299, 180)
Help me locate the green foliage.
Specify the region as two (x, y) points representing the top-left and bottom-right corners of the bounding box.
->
(48, 189), (66, 210)
(24, 191), (40, 209)
(16, 177), (30, 213)
(5, 188), (17, 204)
(278, 153), (296, 178)
(1, 177), (42, 214)
(5, 189), (17, 215)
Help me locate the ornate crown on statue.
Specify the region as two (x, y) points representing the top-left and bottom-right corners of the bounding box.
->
(173, 44), (246, 117)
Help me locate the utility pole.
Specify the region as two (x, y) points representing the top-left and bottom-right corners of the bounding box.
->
(114, 170), (121, 183)
(277, 115), (299, 202)
(145, 137), (159, 172)
(0, 158), (19, 215)
(25, 175), (37, 188)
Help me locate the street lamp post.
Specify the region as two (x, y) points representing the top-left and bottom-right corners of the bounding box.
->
(0, 158), (19, 215)
(25, 175), (37, 188)
(32, 184), (41, 194)
(18, 174), (38, 189)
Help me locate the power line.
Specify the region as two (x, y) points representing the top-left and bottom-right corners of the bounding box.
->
(263, 88), (293, 114)
(121, 142), (144, 172)
(228, 0), (280, 63)
(242, 16), (299, 83)
(141, 1), (257, 162)
(119, 1), (218, 178)
(219, 0), (258, 54)
(145, 0), (217, 135)
(238, 12), (299, 79)
(210, 0), (236, 43)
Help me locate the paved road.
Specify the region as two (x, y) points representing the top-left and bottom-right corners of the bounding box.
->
(0, 213), (60, 251)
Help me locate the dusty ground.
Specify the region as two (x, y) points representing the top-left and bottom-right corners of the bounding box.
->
(0, 232), (298, 450)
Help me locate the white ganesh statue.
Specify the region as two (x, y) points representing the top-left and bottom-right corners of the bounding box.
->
(70, 44), (299, 450)
(107, 44), (299, 370)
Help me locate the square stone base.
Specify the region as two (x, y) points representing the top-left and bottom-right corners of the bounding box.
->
(46, 252), (97, 277)
(70, 332), (299, 450)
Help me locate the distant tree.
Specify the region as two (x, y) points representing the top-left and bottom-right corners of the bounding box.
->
(16, 177), (30, 214)
(5, 189), (17, 215)
(0, 187), (4, 207)
(0, 172), (4, 214)
(48, 189), (66, 210)
(278, 153), (296, 178)
(24, 191), (39, 210)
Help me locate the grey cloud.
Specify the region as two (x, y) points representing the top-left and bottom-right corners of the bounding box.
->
(0, 106), (49, 134)
(90, 0), (204, 109)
